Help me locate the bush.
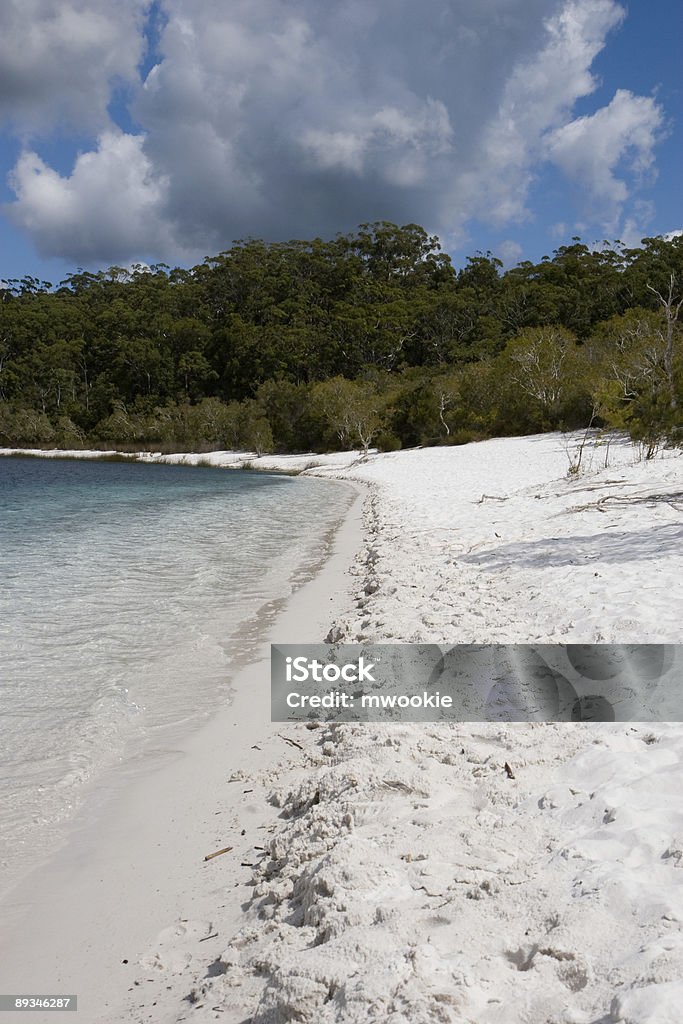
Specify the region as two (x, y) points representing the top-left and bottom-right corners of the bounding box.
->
(0, 405), (56, 447)
(54, 416), (86, 448)
(375, 430), (402, 452)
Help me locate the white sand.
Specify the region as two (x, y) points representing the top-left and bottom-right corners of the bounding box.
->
(1, 432), (683, 1023)
(0, 471), (364, 1021)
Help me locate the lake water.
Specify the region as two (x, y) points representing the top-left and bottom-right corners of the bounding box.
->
(0, 456), (351, 894)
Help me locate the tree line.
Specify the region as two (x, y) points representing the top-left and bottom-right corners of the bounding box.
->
(0, 222), (681, 456)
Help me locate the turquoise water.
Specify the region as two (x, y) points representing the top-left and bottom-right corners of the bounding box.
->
(0, 456), (350, 890)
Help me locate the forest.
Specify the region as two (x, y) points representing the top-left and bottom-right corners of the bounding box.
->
(0, 222), (681, 456)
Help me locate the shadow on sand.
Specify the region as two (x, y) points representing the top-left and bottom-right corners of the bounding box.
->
(462, 522), (682, 570)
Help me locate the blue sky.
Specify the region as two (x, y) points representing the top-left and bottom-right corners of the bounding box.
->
(0, 0), (680, 285)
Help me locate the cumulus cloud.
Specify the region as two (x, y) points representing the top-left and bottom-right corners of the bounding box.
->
(7, 132), (171, 262)
(1, 0), (668, 265)
(301, 100), (454, 184)
(547, 89), (664, 230)
(452, 0), (626, 229)
(131, 0), (555, 252)
(0, 0), (151, 133)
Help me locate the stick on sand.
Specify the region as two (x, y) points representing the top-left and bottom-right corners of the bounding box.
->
(203, 845), (233, 862)
(278, 734), (304, 751)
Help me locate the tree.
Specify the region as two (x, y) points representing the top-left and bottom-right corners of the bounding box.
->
(0, 405), (55, 446)
(189, 397), (242, 449)
(435, 376), (460, 437)
(502, 326), (588, 428)
(2, 226), (681, 455)
(311, 377), (383, 452)
(94, 402), (145, 446)
(340, 222), (454, 287)
(647, 273), (682, 411)
(177, 350), (217, 398)
(238, 400), (274, 455)
(255, 379), (314, 451)
(588, 308), (680, 451)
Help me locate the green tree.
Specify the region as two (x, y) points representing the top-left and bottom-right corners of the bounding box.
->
(238, 400), (275, 455)
(588, 307), (681, 450)
(501, 326), (589, 429)
(647, 273), (682, 412)
(189, 397), (242, 449)
(311, 376), (383, 452)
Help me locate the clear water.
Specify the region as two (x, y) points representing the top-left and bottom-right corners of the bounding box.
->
(0, 457), (350, 890)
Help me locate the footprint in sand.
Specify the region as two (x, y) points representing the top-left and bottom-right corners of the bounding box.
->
(139, 920), (215, 974)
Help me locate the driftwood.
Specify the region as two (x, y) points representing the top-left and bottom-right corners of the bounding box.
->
(278, 733), (304, 751)
(561, 490), (683, 516)
(203, 845), (233, 862)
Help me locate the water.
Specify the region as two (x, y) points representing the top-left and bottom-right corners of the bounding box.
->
(0, 456), (351, 892)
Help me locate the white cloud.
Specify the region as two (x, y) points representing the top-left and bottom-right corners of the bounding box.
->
(0, 0), (669, 264)
(7, 132), (171, 262)
(123, 0), (561, 255)
(612, 198), (655, 248)
(301, 99), (454, 183)
(547, 89), (664, 230)
(0, 1), (151, 133)
(450, 0), (627, 229)
(550, 222), (568, 240)
(498, 240), (523, 266)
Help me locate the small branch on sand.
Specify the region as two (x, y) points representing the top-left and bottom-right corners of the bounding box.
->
(477, 494), (509, 503)
(560, 490), (683, 515)
(203, 845), (233, 862)
(278, 733), (305, 751)
(563, 478), (627, 495)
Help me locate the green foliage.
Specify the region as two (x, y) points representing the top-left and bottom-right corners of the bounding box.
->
(498, 326), (592, 430)
(54, 416), (86, 448)
(1, 227), (681, 451)
(238, 399), (274, 455)
(0, 405), (56, 446)
(587, 307), (682, 446)
(375, 430), (402, 452)
(255, 379), (316, 452)
(310, 376), (384, 452)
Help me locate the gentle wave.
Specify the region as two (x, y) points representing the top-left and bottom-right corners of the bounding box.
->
(0, 457), (350, 891)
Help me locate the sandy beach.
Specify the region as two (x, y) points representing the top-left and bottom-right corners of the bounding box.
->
(1, 432), (683, 1023)
(1, 1), (681, 1020)
(0, 469), (364, 1021)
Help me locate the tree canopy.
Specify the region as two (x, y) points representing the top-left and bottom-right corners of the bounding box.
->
(1, 224), (681, 454)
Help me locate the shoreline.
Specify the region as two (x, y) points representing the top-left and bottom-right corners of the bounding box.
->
(2, 434), (683, 1021)
(0, 446), (372, 475)
(0, 469), (366, 1022)
(0, 479), (356, 909)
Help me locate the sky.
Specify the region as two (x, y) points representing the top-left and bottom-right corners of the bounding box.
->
(0, 0), (680, 284)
